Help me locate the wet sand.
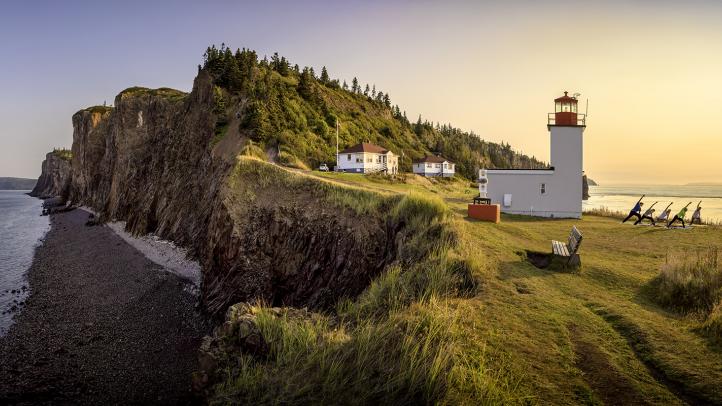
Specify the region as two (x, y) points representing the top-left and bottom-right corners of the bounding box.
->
(0, 209), (209, 405)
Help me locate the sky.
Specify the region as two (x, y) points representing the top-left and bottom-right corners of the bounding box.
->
(2, 0), (722, 184)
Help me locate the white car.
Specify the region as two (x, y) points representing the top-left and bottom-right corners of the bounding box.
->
(318, 164), (329, 172)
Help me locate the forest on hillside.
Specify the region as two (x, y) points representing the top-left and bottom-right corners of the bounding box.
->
(201, 44), (546, 179)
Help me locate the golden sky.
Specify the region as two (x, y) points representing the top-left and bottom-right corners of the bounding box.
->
(3, 0), (721, 184)
(310, 1), (722, 185)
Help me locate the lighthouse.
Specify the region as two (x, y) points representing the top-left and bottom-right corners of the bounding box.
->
(483, 91), (586, 218)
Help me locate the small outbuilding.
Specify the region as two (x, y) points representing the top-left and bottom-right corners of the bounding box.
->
(412, 156), (455, 177)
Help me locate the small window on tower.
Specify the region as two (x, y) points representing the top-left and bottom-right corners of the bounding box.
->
(540, 183), (546, 194)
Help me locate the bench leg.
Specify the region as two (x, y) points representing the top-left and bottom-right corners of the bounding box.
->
(566, 254), (581, 267)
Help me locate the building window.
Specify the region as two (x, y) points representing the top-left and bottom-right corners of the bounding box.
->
(426, 163), (432, 168)
(540, 183), (546, 194)
(347, 154), (351, 161)
(436, 164), (441, 168)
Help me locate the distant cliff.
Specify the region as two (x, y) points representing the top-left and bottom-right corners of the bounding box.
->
(0, 177), (36, 190)
(29, 150), (72, 198)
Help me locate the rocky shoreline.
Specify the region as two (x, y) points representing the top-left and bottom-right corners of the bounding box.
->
(0, 208), (209, 405)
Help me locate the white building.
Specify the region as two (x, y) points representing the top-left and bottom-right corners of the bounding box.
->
(412, 156), (455, 177)
(484, 91), (586, 218)
(336, 142), (399, 174)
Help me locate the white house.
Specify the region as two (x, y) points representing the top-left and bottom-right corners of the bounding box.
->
(336, 142), (399, 174)
(484, 91), (586, 218)
(412, 156), (455, 177)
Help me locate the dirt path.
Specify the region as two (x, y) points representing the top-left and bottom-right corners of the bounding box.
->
(569, 324), (649, 405)
(0, 209), (209, 405)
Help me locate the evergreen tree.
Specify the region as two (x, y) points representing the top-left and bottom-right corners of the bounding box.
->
(383, 93), (391, 108)
(342, 80), (348, 90)
(371, 85), (376, 98)
(298, 67), (314, 100)
(320, 66), (330, 84)
(352, 77), (359, 93)
(364, 84), (370, 97)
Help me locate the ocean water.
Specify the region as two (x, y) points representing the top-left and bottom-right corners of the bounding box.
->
(584, 185), (722, 223)
(0, 190), (49, 335)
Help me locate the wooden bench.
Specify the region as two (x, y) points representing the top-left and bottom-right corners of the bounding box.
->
(551, 226), (583, 267)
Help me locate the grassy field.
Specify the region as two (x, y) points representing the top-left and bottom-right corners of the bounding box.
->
(213, 165), (722, 405)
(308, 170), (722, 404)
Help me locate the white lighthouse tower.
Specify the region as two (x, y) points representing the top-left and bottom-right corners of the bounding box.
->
(484, 91), (586, 218)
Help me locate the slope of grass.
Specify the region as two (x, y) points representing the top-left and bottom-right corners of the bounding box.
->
(212, 164), (722, 404)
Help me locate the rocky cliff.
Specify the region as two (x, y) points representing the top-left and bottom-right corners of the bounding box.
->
(29, 151), (72, 198)
(64, 71), (443, 318)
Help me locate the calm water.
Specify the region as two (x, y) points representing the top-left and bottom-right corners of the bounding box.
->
(584, 185), (722, 223)
(0, 190), (49, 336)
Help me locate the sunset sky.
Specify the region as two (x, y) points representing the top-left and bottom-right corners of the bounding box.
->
(2, 0), (721, 184)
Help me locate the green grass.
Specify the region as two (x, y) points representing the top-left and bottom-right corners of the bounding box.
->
(52, 148), (72, 161)
(213, 161), (722, 404)
(652, 247), (722, 315)
(119, 86), (188, 102)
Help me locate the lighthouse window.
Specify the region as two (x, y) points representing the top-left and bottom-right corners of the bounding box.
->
(540, 183), (546, 194)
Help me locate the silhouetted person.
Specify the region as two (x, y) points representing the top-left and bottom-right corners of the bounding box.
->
(690, 205), (702, 225)
(656, 208), (671, 224)
(667, 204), (690, 228)
(622, 197), (644, 224)
(635, 208), (656, 226)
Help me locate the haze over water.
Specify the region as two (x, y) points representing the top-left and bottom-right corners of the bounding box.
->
(584, 185), (722, 223)
(0, 191), (49, 335)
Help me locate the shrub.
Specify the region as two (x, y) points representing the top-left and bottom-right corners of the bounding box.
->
(652, 247), (722, 315)
(701, 303), (722, 344)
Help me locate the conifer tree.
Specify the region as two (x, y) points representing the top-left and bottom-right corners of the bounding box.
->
(383, 93), (391, 108)
(298, 67), (314, 99)
(320, 66), (330, 83)
(372, 85), (376, 98)
(364, 84), (370, 97)
(342, 80), (348, 90)
(352, 77), (359, 93)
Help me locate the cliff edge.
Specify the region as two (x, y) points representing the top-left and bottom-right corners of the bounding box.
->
(29, 150), (72, 198)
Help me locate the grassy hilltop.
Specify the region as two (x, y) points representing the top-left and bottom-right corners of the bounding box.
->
(203, 160), (722, 404)
(202, 45), (546, 178)
(189, 46), (722, 404)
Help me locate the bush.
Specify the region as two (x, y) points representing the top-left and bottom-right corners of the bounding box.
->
(701, 303), (722, 344)
(652, 247), (722, 315)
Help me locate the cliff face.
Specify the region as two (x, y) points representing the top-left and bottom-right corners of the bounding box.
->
(65, 72), (425, 318)
(29, 152), (71, 198)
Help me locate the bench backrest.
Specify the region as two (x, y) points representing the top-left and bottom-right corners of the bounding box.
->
(567, 226), (583, 254)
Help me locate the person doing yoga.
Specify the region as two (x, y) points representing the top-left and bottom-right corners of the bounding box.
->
(622, 195), (645, 224)
(667, 202), (691, 228)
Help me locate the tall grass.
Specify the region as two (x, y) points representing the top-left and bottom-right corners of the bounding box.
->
(213, 302), (457, 405)
(583, 206), (626, 219)
(207, 158), (503, 404)
(653, 247), (722, 315)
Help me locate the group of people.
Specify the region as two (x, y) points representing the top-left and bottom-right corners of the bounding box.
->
(622, 195), (703, 228)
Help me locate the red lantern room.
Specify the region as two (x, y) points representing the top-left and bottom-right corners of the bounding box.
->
(554, 91), (577, 125)
(548, 91), (585, 127)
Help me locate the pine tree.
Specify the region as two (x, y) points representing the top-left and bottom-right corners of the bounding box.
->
(352, 77), (359, 93)
(342, 80), (348, 90)
(364, 84), (370, 97)
(371, 85), (376, 98)
(320, 66), (330, 84)
(383, 93), (391, 107)
(298, 67), (314, 99)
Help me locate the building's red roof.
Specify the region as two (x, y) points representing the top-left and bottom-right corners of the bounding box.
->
(554, 91), (578, 103)
(413, 155), (452, 164)
(338, 142), (389, 154)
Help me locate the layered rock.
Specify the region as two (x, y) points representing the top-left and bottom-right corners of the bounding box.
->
(65, 71), (416, 318)
(29, 151), (72, 198)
